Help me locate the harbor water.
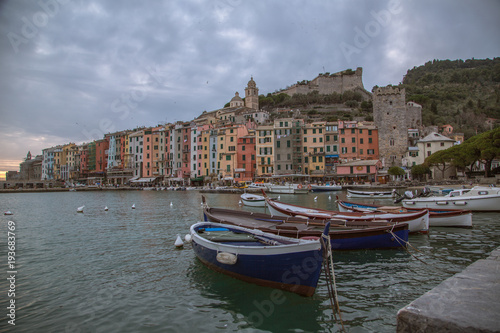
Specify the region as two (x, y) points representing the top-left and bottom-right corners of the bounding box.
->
(0, 190), (499, 332)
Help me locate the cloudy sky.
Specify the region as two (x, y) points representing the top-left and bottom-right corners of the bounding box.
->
(1, 0), (499, 178)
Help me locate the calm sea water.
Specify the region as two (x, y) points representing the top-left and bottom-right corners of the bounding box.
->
(0, 190), (499, 332)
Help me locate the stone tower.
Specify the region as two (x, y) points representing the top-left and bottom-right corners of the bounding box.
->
(373, 86), (408, 167)
(245, 77), (259, 110)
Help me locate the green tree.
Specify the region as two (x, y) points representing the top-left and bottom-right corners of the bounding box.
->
(388, 166), (405, 176)
(411, 164), (431, 181)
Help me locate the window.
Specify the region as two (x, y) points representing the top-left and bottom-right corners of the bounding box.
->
(352, 138), (355, 143)
(351, 129), (355, 134)
(440, 142), (445, 146)
(352, 147), (356, 153)
(341, 138), (345, 143)
(369, 138), (372, 144)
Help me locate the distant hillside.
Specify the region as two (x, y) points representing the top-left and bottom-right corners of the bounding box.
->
(402, 58), (500, 138)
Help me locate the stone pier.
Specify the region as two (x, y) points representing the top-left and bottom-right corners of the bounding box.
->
(397, 247), (500, 332)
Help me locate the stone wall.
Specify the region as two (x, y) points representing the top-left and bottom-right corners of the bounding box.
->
(373, 86), (408, 167)
(277, 67), (369, 98)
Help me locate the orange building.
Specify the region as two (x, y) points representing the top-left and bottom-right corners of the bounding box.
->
(338, 121), (378, 162)
(95, 139), (109, 174)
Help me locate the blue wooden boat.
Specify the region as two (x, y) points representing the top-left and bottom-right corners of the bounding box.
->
(190, 221), (330, 296)
(202, 202), (409, 251)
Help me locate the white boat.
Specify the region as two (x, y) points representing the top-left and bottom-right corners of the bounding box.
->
(4, 211), (13, 215)
(347, 189), (396, 198)
(247, 182), (271, 189)
(402, 186), (500, 212)
(310, 183), (342, 192)
(266, 183), (309, 194)
(240, 193), (267, 207)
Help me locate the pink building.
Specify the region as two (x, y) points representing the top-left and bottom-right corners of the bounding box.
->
(336, 160), (383, 183)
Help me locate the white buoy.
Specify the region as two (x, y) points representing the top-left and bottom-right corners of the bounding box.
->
(104, 206), (108, 211)
(184, 234), (192, 242)
(328, 195), (332, 200)
(239, 200), (242, 205)
(77, 205), (84, 213)
(278, 195), (281, 200)
(175, 234), (184, 247)
(314, 196), (318, 201)
(170, 201), (173, 207)
(4, 211), (13, 216)
(132, 204), (136, 209)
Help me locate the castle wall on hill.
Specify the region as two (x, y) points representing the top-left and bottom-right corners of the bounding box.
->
(277, 67), (369, 98)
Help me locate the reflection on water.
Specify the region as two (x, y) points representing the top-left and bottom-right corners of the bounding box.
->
(0, 190), (498, 332)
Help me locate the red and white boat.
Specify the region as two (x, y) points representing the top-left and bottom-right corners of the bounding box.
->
(262, 193), (429, 234)
(336, 198), (472, 228)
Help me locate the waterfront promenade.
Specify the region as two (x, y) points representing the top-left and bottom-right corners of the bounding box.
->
(397, 246), (500, 332)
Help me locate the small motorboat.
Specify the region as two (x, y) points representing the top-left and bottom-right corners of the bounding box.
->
(77, 205), (84, 213)
(4, 211), (13, 216)
(347, 189), (396, 198)
(190, 221), (330, 297)
(310, 183), (342, 192)
(401, 186), (500, 212)
(240, 193), (266, 207)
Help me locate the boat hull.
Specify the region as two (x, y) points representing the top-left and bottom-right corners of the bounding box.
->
(402, 195), (500, 212)
(202, 206), (409, 250)
(337, 199), (473, 228)
(240, 194), (266, 207)
(347, 189), (395, 198)
(266, 198), (429, 233)
(310, 185), (342, 192)
(190, 222), (324, 296)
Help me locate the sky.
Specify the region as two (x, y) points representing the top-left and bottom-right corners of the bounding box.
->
(1, 0), (499, 179)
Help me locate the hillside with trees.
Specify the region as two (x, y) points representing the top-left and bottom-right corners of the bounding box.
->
(402, 58), (500, 138)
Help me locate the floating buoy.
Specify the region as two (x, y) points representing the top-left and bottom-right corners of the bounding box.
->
(314, 196), (318, 201)
(175, 234), (184, 247)
(104, 206), (108, 211)
(170, 201), (173, 207)
(4, 211), (13, 216)
(328, 195), (332, 200)
(239, 200), (242, 205)
(277, 195), (280, 200)
(77, 205), (84, 213)
(184, 234), (192, 242)
(132, 204), (136, 209)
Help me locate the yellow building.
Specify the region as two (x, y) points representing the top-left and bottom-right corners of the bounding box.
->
(303, 122), (326, 177)
(255, 124), (274, 176)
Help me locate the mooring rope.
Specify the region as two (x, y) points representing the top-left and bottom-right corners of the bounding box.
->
(388, 230), (456, 275)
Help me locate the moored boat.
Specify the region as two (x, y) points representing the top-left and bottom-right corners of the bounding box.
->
(202, 200), (410, 250)
(263, 194), (429, 233)
(347, 189), (396, 198)
(266, 183), (310, 194)
(401, 186), (500, 212)
(336, 198), (473, 228)
(190, 221), (330, 296)
(240, 193), (266, 207)
(310, 183), (342, 192)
